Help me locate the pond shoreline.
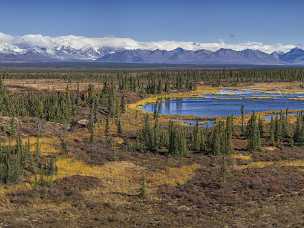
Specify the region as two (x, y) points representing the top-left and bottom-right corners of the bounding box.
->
(130, 84), (304, 125)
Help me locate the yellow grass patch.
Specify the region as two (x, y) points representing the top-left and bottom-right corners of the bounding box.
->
(56, 158), (199, 196)
(56, 158), (143, 193)
(230, 154), (252, 161)
(238, 159), (304, 170)
(148, 163), (200, 188)
(56, 158), (141, 179)
(2, 136), (60, 155)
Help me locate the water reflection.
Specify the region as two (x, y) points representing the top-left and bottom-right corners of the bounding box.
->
(144, 89), (304, 118)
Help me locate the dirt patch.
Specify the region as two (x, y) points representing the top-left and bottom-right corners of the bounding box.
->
(158, 162), (304, 226)
(252, 146), (304, 161)
(9, 175), (102, 205)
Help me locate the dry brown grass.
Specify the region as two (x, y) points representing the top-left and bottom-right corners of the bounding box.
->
(4, 79), (103, 92)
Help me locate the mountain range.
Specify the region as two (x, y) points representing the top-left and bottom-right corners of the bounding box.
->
(0, 33), (304, 65)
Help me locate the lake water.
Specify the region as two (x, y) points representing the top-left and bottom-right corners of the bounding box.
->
(143, 89), (304, 118)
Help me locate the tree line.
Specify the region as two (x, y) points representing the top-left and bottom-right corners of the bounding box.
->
(2, 68), (304, 95)
(131, 109), (304, 155)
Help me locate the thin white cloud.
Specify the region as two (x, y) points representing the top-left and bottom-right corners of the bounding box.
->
(0, 33), (299, 54)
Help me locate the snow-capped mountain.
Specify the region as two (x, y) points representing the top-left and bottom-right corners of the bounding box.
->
(0, 33), (303, 65)
(279, 48), (304, 64)
(98, 48), (293, 65)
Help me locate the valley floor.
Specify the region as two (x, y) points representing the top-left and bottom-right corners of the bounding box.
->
(0, 79), (304, 227)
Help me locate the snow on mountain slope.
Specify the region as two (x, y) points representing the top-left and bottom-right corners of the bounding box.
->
(98, 48), (282, 65)
(0, 33), (302, 64)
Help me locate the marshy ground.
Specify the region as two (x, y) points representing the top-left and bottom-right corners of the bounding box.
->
(1, 76), (304, 227)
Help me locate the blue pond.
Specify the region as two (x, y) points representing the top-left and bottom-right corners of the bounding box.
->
(143, 89), (304, 118)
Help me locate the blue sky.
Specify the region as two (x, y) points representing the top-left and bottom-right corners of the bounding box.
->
(0, 0), (303, 44)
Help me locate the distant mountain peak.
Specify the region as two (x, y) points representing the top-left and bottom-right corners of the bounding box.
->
(290, 47), (304, 51)
(0, 33), (303, 64)
(216, 48), (234, 52)
(172, 47), (185, 52)
(279, 47), (304, 64)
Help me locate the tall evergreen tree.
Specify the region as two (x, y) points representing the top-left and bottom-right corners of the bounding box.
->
(142, 115), (153, 151)
(105, 117), (110, 136)
(240, 105), (245, 136)
(191, 120), (200, 151)
(224, 116), (233, 153)
(168, 121), (178, 155)
(120, 95), (126, 113)
(247, 112), (261, 151)
(270, 116), (276, 146)
(177, 128), (188, 156)
(116, 117), (123, 134)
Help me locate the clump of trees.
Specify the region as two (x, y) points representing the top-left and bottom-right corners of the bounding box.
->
(245, 109), (304, 150)
(0, 136), (57, 185)
(268, 110), (292, 146)
(85, 83), (127, 143)
(0, 79), (128, 127)
(134, 115), (234, 156)
(0, 82), (77, 123)
(132, 109), (304, 156)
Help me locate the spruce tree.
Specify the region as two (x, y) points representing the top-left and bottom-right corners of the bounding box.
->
(142, 115), (153, 151)
(168, 121), (178, 155)
(177, 128), (188, 156)
(224, 116), (233, 153)
(116, 118), (123, 134)
(152, 118), (160, 151)
(270, 116), (276, 146)
(247, 112), (261, 151)
(198, 128), (207, 153)
(120, 95), (126, 113)
(105, 117), (110, 136)
(191, 120), (200, 151)
(274, 114), (281, 145)
(258, 116), (264, 138)
(7, 117), (17, 137)
(240, 105), (245, 136)
(294, 113), (304, 145)
(88, 110), (95, 143)
(210, 121), (222, 155)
